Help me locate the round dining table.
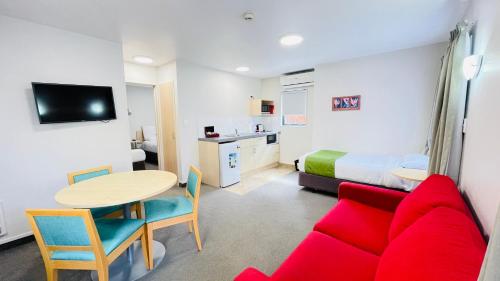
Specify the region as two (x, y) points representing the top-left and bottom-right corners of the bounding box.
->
(55, 170), (177, 281)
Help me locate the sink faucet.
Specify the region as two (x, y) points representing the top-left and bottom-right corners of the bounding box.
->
(235, 129), (239, 136)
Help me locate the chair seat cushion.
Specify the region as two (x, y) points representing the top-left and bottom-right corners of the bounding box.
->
(271, 231), (379, 281)
(145, 196), (193, 223)
(90, 205), (123, 218)
(314, 199), (394, 255)
(51, 218), (145, 261)
(376, 207), (486, 281)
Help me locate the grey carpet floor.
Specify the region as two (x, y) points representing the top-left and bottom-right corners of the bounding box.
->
(0, 172), (337, 281)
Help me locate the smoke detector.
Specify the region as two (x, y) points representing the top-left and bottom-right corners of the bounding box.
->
(242, 11), (255, 21)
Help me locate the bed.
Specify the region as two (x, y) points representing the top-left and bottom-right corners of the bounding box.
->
(296, 150), (428, 194)
(141, 125), (158, 165)
(131, 149), (146, 170)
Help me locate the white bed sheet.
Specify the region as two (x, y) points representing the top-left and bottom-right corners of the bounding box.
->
(142, 140), (158, 153)
(131, 149), (146, 162)
(298, 151), (420, 191)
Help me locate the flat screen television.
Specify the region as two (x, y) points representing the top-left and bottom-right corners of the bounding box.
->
(32, 82), (117, 124)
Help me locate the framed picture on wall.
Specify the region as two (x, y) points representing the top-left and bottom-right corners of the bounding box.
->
(332, 95), (361, 111)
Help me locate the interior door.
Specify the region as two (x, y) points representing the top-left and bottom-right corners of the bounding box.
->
(156, 82), (178, 175)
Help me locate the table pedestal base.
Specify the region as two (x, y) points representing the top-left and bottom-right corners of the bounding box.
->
(91, 240), (165, 281)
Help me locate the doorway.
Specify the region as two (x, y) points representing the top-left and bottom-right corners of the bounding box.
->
(126, 84), (159, 170)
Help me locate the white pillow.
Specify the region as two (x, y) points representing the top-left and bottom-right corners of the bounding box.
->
(401, 154), (429, 170)
(142, 125), (156, 141)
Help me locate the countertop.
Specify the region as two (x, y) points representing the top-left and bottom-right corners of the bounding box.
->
(198, 131), (278, 143)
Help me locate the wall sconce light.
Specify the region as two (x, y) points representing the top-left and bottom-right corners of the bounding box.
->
(463, 55), (484, 80)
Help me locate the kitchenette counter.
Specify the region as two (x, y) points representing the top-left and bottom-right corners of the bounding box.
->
(198, 131), (278, 143)
(198, 131), (280, 187)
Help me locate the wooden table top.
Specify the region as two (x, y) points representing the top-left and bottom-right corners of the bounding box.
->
(55, 170), (177, 208)
(391, 167), (428, 182)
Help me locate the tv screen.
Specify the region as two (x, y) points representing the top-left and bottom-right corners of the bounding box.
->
(32, 82), (117, 124)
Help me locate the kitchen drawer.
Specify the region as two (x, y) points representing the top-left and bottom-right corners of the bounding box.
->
(239, 137), (266, 148)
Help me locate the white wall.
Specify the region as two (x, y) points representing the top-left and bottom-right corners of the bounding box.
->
(175, 60), (262, 181)
(0, 16), (132, 244)
(126, 85), (156, 139)
(312, 44), (446, 154)
(158, 61), (177, 85)
(459, 0), (500, 236)
(261, 78), (314, 164)
(261, 44), (445, 164)
(124, 62), (157, 86)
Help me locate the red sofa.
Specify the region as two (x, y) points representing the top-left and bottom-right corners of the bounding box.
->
(234, 175), (486, 281)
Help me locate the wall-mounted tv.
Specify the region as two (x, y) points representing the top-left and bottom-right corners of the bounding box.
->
(32, 82), (117, 124)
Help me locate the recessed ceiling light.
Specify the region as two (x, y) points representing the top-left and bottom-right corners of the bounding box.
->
(280, 34), (304, 47)
(133, 56), (154, 64)
(236, 66), (250, 72)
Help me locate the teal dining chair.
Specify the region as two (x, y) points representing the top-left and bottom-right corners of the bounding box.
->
(25, 208), (148, 281)
(143, 165), (203, 269)
(67, 165), (141, 219)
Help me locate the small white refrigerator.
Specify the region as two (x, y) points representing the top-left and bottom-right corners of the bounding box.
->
(218, 141), (241, 187)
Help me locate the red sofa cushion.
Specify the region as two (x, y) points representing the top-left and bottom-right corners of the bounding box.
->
(271, 231), (379, 281)
(338, 182), (408, 212)
(388, 174), (470, 240)
(314, 199), (394, 255)
(234, 267), (269, 281)
(376, 207), (486, 281)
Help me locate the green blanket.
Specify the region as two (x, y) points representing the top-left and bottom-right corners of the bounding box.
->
(305, 150), (347, 178)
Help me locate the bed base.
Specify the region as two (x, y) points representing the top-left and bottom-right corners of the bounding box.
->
(298, 171), (405, 195)
(145, 151), (158, 165)
(133, 161), (146, 171)
(298, 172), (345, 194)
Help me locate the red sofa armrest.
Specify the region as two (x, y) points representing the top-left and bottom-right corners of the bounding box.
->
(234, 267), (270, 281)
(338, 182), (408, 212)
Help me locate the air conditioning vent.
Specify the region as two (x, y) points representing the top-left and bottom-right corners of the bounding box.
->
(0, 202), (6, 237)
(283, 68), (314, 76)
(280, 69), (314, 89)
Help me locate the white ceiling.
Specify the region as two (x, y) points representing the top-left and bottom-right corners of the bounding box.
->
(0, 0), (469, 78)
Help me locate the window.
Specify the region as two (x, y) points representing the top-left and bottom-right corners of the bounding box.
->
(281, 89), (307, 126)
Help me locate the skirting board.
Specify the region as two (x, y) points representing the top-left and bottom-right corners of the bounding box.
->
(0, 231), (34, 249)
(278, 163), (295, 169)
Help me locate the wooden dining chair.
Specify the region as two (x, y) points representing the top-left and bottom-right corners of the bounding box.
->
(143, 165), (203, 269)
(25, 209), (149, 281)
(67, 165), (141, 219)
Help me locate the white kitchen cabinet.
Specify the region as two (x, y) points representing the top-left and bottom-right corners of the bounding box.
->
(240, 137), (279, 174)
(249, 99), (275, 116)
(199, 136), (280, 187)
(261, 143), (280, 167)
(240, 146), (254, 174)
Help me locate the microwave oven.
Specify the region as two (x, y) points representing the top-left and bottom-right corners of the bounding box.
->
(261, 104), (275, 114)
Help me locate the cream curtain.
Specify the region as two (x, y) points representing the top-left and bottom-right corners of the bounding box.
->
(426, 23), (472, 182)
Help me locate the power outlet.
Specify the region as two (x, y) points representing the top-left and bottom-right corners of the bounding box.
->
(0, 201), (7, 237)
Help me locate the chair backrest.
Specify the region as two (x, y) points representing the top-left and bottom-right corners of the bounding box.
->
(67, 165), (112, 185)
(186, 165), (202, 212)
(25, 209), (106, 263)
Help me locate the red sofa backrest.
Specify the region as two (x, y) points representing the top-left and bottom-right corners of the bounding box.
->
(376, 207), (486, 281)
(388, 174), (470, 241)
